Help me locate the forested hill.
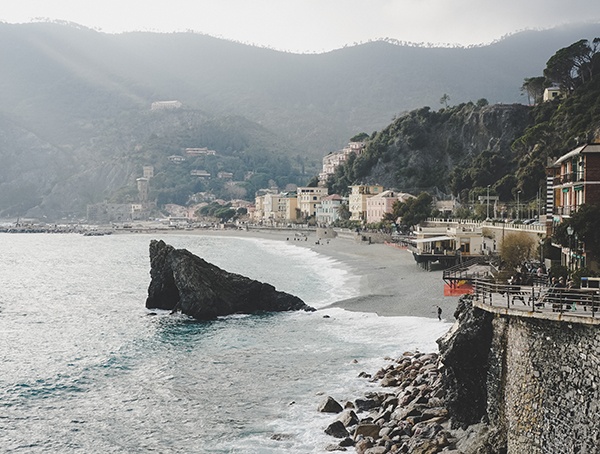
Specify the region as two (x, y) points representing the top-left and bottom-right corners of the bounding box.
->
(327, 43), (600, 206)
(1, 21), (599, 154)
(1, 21), (599, 219)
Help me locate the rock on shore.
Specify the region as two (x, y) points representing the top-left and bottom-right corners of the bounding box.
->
(145, 239), (315, 320)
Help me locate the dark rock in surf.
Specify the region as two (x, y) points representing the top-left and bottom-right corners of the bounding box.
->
(318, 396), (344, 414)
(145, 239), (315, 320)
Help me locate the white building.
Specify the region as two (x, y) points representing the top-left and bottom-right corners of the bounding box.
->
(316, 194), (344, 225)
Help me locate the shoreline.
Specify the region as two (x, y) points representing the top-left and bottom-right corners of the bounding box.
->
(145, 227), (457, 320)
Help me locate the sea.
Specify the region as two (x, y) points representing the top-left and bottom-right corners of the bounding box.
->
(0, 232), (451, 453)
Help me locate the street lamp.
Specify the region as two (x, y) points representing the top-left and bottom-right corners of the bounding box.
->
(567, 226), (574, 269)
(486, 185), (490, 220)
(517, 190), (522, 220)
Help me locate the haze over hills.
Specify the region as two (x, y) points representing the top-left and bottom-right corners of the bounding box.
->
(0, 21), (599, 219)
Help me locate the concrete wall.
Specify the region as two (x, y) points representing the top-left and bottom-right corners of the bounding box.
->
(487, 315), (600, 453)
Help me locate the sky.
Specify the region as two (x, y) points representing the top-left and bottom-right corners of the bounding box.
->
(1, 0), (599, 53)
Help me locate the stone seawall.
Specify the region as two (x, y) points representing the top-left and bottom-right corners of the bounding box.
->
(489, 315), (600, 453)
(444, 296), (600, 453)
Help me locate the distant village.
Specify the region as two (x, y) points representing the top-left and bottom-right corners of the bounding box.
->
(80, 124), (600, 276)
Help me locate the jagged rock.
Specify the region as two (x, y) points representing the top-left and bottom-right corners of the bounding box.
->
(337, 409), (360, 427)
(355, 397), (380, 412)
(354, 423), (381, 440)
(339, 437), (355, 447)
(437, 294), (494, 427)
(319, 396), (344, 413)
(325, 421), (349, 438)
(145, 240), (315, 320)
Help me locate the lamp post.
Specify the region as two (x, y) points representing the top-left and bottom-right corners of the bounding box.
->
(567, 226), (574, 270)
(517, 190), (521, 220)
(486, 185), (490, 220)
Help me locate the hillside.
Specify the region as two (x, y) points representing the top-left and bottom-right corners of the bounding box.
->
(0, 21), (599, 219)
(328, 47), (600, 207)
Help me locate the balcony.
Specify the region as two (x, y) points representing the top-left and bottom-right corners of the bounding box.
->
(553, 172), (584, 186)
(554, 205), (580, 216)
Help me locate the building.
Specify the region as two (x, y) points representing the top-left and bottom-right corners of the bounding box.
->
(255, 192), (299, 224)
(296, 186), (329, 218)
(549, 142), (600, 269)
(143, 166), (154, 179)
(217, 171), (234, 179)
(168, 155), (186, 163)
(365, 190), (414, 224)
(543, 86), (561, 102)
(348, 184), (384, 222)
(318, 142), (365, 186)
(191, 170), (211, 178)
(185, 147), (217, 156)
(316, 194), (344, 225)
(136, 178), (149, 203)
(151, 100), (182, 110)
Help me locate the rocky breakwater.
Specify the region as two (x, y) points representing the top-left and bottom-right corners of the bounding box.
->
(145, 239), (315, 320)
(320, 351), (457, 453)
(321, 295), (508, 453)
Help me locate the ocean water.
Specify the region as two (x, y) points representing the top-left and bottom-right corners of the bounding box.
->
(0, 233), (451, 453)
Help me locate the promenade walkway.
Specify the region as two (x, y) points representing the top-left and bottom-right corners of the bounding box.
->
(472, 279), (600, 325)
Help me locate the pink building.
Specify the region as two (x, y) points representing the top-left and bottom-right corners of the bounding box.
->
(366, 191), (415, 224)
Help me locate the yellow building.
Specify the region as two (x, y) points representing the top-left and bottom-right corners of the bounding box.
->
(349, 185), (384, 221)
(296, 187), (328, 218)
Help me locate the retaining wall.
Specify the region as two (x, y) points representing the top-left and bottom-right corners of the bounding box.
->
(487, 314), (600, 453)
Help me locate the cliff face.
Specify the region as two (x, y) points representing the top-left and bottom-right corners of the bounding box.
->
(330, 103), (532, 201)
(145, 240), (315, 320)
(437, 295), (495, 428)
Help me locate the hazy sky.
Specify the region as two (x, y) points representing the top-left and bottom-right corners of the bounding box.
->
(2, 0), (599, 53)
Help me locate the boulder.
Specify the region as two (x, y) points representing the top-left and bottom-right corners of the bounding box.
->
(319, 396), (344, 413)
(145, 240), (315, 320)
(325, 421), (349, 438)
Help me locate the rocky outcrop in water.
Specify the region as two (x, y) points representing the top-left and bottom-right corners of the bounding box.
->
(145, 239), (315, 320)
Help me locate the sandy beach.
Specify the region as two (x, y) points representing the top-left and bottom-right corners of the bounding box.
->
(168, 227), (458, 320)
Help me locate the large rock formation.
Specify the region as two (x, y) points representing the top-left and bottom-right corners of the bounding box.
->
(145, 239), (315, 320)
(437, 294), (494, 429)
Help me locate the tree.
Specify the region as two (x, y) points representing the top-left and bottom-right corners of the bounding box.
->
(350, 132), (369, 142)
(337, 203), (351, 221)
(500, 231), (536, 270)
(440, 93), (450, 108)
(520, 77), (546, 105)
(393, 193), (433, 229)
(544, 38), (600, 92)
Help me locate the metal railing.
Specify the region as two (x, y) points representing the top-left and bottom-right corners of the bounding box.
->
(473, 279), (599, 317)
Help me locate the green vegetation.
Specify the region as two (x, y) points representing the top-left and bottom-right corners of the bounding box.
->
(392, 193), (434, 230)
(327, 38), (600, 211)
(499, 232), (537, 270)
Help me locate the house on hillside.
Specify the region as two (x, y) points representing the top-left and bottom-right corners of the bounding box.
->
(543, 86), (562, 102)
(151, 100), (182, 110)
(318, 142), (365, 186)
(549, 142), (600, 270)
